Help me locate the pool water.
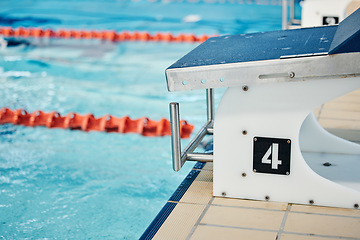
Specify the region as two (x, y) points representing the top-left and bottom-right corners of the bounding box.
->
(0, 0), (292, 239)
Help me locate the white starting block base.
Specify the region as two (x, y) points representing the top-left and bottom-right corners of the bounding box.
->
(213, 77), (360, 209)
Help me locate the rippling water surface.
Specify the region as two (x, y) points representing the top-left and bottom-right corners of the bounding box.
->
(0, 0), (290, 238)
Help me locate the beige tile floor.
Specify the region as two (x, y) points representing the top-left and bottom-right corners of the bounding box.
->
(315, 89), (360, 144)
(151, 89), (360, 240)
(153, 162), (360, 240)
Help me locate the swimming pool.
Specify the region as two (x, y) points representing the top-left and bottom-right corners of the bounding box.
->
(0, 0), (290, 238)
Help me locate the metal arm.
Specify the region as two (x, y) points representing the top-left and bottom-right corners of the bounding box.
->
(170, 88), (214, 171)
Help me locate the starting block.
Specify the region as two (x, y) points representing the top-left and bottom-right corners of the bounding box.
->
(166, 9), (360, 209)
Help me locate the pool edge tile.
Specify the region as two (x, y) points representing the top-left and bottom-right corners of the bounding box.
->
(140, 162), (206, 239)
(139, 202), (177, 240)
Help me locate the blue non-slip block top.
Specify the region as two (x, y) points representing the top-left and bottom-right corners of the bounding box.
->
(168, 8), (360, 70)
(329, 8), (360, 54)
(168, 26), (336, 69)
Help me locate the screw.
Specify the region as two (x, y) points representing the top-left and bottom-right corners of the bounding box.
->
(253, 169), (257, 172)
(323, 162), (332, 167)
(265, 196), (270, 201)
(354, 204), (359, 209)
(254, 137), (257, 142)
(242, 130), (247, 135)
(286, 172), (290, 175)
(242, 85), (248, 91)
(309, 200), (314, 205)
(221, 192), (226, 197)
(242, 172), (247, 177)
(289, 72), (295, 78)
(287, 140), (291, 144)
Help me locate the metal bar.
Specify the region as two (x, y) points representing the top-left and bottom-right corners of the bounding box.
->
(282, 0), (288, 30)
(169, 102), (182, 171)
(289, 0), (294, 24)
(180, 120), (212, 164)
(186, 153), (213, 162)
(170, 89), (216, 171)
(206, 88), (214, 121)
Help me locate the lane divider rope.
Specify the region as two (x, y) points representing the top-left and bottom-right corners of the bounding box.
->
(0, 107), (194, 138)
(0, 27), (213, 43)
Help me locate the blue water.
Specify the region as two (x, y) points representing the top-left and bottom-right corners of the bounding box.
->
(0, 0), (288, 239)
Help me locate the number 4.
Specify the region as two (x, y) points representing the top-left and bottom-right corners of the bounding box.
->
(261, 143), (282, 169)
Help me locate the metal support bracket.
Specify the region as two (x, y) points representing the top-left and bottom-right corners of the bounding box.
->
(169, 88), (214, 171)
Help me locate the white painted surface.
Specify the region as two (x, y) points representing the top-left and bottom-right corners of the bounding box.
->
(213, 77), (360, 209)
(301, 0), (353, 27)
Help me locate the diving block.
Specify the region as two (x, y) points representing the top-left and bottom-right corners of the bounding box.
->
(166, 9), (360, 209)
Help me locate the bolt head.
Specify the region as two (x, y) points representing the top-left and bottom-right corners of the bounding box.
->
(242, 85), (248, 91)
(323, 162), (332, 167)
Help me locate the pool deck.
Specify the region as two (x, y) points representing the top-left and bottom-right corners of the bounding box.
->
(315, 89), (360, 144)
(141, 89), (360, 240)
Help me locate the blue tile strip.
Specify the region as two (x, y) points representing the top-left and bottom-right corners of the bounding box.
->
(193, 161), (206, 170)
(139, 162), (203, 239)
